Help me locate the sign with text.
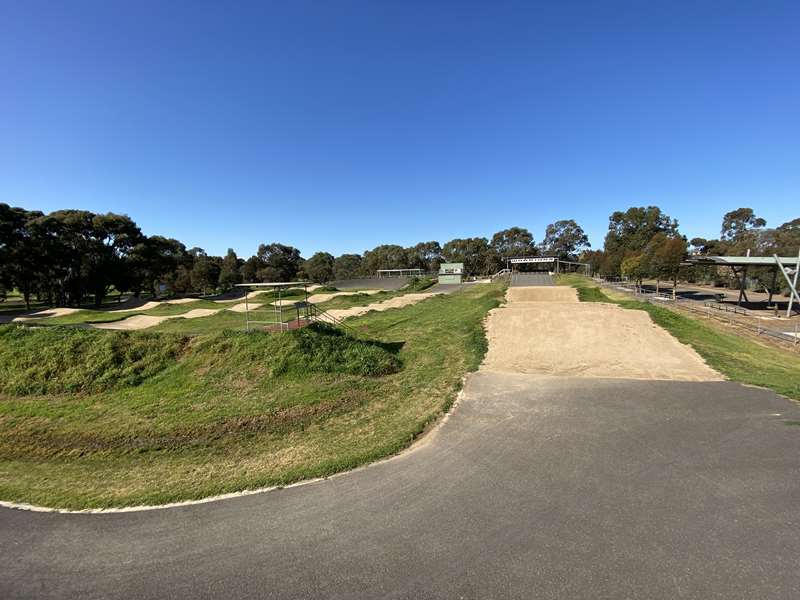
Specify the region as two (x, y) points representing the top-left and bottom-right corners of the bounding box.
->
(508, 257), (556, 264)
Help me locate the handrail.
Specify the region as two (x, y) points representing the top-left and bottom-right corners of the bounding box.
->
(491, 268), (511, 280)
(306, 303), (358, 335)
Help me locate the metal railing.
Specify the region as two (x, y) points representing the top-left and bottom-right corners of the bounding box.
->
(306, 303), (359, 335)
(594, 278), (800, 348)
(491, 268), (511, 280)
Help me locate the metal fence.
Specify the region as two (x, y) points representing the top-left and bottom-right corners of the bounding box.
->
(594, 278), (800, 348)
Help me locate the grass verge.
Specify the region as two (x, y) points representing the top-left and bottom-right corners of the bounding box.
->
(556, 274), (800, 401)
(0, 283), (504, 509)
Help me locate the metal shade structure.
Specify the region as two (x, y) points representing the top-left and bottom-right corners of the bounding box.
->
(504, 256), (590, 276)
(376, 268), (424, 278)
(234, 281), (312, 332)
(685, 253), (800, 316)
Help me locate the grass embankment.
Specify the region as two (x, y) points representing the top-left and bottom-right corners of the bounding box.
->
(0, 283), (504, 509)
(557, 274), (800, 401)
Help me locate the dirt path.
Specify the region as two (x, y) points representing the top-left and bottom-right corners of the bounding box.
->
(227, 302), (261, 313)
(92, 308), (221, 330)
(307, 290), (383, 304)
(320, 292), (439, 321)
(11, 307), (82, 321)
(482, 286), (721, 381)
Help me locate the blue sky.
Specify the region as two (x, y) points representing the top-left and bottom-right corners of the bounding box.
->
(1, 1), (798, 257)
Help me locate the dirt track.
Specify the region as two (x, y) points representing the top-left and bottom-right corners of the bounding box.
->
(482, 286), (721, 381)
(321, 292), (439, 321)
(307, 290), (383, 304)
(92, 308), (221, 330)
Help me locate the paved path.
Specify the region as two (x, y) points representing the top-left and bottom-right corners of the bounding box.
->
(511, 272), (553, 286)
(2, 374), (800, 599)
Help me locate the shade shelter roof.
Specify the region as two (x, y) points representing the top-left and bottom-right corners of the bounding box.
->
(235, 281), (311, 288)
(685, 256), (799, 267)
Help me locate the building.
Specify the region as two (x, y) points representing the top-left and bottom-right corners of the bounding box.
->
(438, 262), (463, 284)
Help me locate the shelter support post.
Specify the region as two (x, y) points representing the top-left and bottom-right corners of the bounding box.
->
(775, 252), (800, 318)
(731, 266), (749, 306)
(768, 269), (778, 305)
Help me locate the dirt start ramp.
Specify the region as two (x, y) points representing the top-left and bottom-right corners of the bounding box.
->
(507, 286), (578, 303)
(483, 287), (721, 381)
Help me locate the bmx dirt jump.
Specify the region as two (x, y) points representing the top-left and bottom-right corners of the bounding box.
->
(482, 284), (721, 381)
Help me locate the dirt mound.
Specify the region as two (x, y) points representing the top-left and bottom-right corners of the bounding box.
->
(507, 286), (578, 303)
(482, 289), (721, 381)
(94, 315), (169, 330)
(12, 307), (83, 321)
(320, 293), (438, 321)
(93, 308), (221, 330)
(180, 309), (220, 319)
(227, 302), (261, 313)
(308, 290), (383, 304)
(111, 301), (163, 312)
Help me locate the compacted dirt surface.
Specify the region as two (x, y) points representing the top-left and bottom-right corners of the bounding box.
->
(321, 292), (441, 321)
(92, 308), (221, 330)
(483, 286), (721, 381)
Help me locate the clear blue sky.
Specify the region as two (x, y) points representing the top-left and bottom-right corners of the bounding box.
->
(1, 1), (798, 257)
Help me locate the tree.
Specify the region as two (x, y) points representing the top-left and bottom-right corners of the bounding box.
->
(643, 233), (687, 295)
(165, 265), (194, 295)
(488, 227), (536, 273)
(128, 236), (188, 297)
(407, 241), (442, 273)
(87, 213), (143, 305)
(218, 248), (242, 290)
(541, 220), (590, 259)
(190, 254), (220, 295)
(254, 243), (303, 282)
(579, 249), (605, 276)
(361, 244), (408, 275)
(0, 204), (43, 309)
(720, 208), (766, 243)
(442, 237), (491, 276)
(772, 218), (800, 255)
(241, 256), (260, 283)
(490, 227), (536, 257)
(603, 206), (679, 276)
(621, 254), (647, 286)
(304, 252), (335, 283)
(333, 254), (362, 280)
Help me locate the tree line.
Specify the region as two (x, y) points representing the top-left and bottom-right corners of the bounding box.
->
(2, 202), (797, 308)
(583, 206), (799, 293)
(0, 204), (591, 308)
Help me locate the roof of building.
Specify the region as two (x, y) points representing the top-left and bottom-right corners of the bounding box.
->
(685, 255), (800, 267)
(235, 281), (310, 288)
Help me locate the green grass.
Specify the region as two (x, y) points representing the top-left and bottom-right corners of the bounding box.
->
(0, 327), (189, 395)
(405, 276), (436, 291)
(556, 274), (800, 401)
(0, 283), (504, 509)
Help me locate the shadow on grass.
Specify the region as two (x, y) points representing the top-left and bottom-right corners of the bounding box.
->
(306, 321), (405, 355)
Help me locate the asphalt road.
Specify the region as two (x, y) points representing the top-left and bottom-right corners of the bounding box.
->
(331, 277), (410, 290)
(511, 272), (554, 286)
(3, 373), (800, 599)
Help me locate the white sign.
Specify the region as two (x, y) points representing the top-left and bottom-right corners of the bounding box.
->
(509, 257), (556, 264)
